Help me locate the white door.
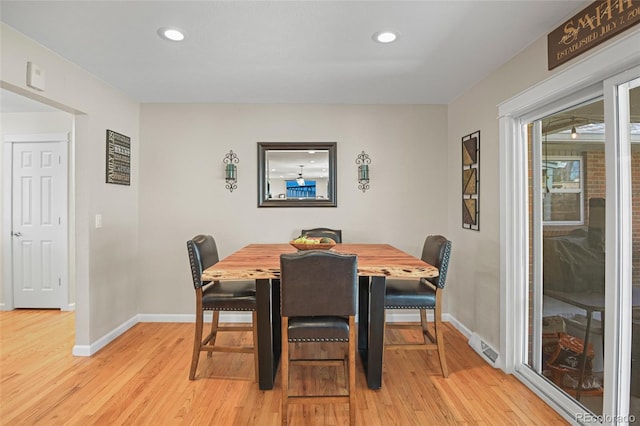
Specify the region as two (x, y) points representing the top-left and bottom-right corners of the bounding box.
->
(11, 140), (68, 308)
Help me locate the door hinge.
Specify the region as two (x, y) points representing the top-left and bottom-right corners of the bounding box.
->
(58, 278), (61, 287)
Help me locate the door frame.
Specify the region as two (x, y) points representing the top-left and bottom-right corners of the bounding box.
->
(2, 133), (71, 311)
(499, 30), (640, 423)
(602, 67), (639, 422)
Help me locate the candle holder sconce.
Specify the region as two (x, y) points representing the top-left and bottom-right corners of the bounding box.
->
(223, 150), (239, 192)
(356, 151), (371, 193)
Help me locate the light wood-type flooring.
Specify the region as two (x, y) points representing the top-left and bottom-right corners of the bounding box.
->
(0, 310), (568, 425)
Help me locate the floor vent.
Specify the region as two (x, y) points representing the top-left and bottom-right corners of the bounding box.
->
(468, 332), (500, 367)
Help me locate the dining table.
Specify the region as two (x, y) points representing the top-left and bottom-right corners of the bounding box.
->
(201, 243), (439, 390)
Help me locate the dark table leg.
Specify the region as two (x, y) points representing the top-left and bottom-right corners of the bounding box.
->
(359, 275), (386, 390)
(358, 276), (370, 372)
(256, 278), (281, 390)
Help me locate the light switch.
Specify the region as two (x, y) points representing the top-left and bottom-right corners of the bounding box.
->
(95, 214), (102, 229)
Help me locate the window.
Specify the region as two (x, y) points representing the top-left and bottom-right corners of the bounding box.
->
(542, 156), (583, 225)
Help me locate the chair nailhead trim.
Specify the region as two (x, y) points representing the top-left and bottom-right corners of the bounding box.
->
(203, 308), (256, 311)
(288, 338), (348, 342)
(437, 241), (452, 289)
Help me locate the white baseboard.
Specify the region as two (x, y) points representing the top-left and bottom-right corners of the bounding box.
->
(384, 310), (422, 323)
(62, 303), (75, 312)
(445, 313), (472, 339)
(71, 311), (482, 363)
(0, 301), (16, 311)
(72, 314), (138, 357)
(139, 311), (464, 325)
(137, 313), (194, 323)
(137, 312), (253, 323)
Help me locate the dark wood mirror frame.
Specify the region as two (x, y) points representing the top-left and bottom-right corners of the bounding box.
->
(257, 142), (337, 208)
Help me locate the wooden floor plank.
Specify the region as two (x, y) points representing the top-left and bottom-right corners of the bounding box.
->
(0, 310), (567, 425)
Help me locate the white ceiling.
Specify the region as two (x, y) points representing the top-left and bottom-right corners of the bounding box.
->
(0, 0), (589, 109)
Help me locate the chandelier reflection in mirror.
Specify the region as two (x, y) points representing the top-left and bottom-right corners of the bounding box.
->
(223, 150), (239, 192)
(296, 165), (305, 186)
(356, 151), (371, 192)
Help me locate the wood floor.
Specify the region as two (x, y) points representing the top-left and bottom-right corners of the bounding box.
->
(0, 310), (568, 425)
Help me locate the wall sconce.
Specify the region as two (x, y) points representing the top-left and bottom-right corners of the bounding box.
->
(223, 150), (239, 192)
(356, 151), (371, 192)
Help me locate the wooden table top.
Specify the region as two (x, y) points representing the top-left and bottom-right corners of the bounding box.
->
(202, 243), (439, 281)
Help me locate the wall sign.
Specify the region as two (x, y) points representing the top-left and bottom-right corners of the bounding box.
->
(462, 131), (480, 231)
(548, 0), (640, 70)
(106, 129), (131, 185)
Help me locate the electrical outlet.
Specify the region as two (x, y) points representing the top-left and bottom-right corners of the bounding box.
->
(95, 214), (102, 229)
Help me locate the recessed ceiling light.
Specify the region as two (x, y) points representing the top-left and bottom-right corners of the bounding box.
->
(158, 27), (185, 42)
(373, 31), (398, 43)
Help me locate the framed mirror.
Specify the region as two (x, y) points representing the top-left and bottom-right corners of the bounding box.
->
(258, 142), (337, 207)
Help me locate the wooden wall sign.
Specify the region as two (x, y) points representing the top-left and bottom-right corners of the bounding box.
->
(548, 0), (640, 70)
(106, 129), (131, 185)
(462, 131), (480, 231)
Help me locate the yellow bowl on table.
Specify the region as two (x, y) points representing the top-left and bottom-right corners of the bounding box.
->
(289, 239), (336, 251)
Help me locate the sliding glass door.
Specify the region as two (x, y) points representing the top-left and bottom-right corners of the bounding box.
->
(524, 67), (639, 422)
(606, 73), (639, 422)
(527, 96), (608, 415)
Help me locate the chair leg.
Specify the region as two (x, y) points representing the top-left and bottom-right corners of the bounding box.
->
(190, 295), (204, 380)
(207, 311), (220, 358)
(252, 311), (259, 382)
(281, 317), (289, 426)
(348, 316), (356, 426)
(420, 309), (430, 344)
(433, 296), (449, 377)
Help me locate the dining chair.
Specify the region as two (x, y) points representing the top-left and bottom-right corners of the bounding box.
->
(280, 251), (358, 426)
(301, 227), (342, 243)
(383, 235), (453, 377)
(186, 234), (258, 381)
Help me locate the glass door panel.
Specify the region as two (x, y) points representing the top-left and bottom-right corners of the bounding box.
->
(527, 97), (607, 415)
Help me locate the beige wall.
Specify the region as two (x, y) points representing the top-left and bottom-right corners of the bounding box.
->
(138, 103), (448, 314)
(1, 111), (73, 134)
(446, 36), (567, 349)
(445, 27), (640, 349)
(1, 23), (140, 345)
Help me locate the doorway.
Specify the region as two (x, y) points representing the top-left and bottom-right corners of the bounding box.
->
(1, 90), (74, 311)
(6, 135), (69, 309)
